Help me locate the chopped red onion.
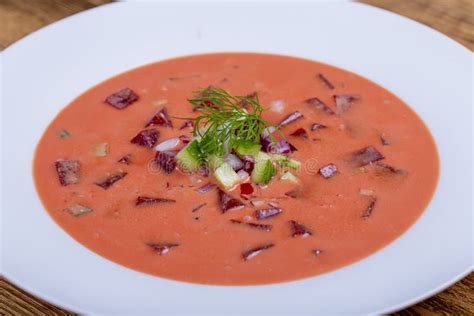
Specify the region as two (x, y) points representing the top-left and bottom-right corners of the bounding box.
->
(278, 111), (303, 127)
(155, 137), (181, 151)
(224, 154), (243, 171)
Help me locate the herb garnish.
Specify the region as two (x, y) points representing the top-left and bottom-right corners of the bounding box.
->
(182, 87), (272, 156)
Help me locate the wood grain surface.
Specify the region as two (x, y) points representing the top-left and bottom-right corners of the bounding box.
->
(0, 0), (472, 315)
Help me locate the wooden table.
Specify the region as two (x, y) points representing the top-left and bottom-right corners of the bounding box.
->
(0, 0), (472, 314)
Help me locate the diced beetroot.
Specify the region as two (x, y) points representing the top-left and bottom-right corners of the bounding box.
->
(305, 97), (335, 115)
(145, 108), (173, 128)
(380, 134), (391, 146)
(255, 207), (282, 219)
(242, 244), (274, 261)
(178, 135), (191, 145)
(95, 172), (127, 190)
(319, 163), (338, 179)
(147, 243), (179, 255)
(196, 183), (216, 194)
(362, 198), (377, 219)
(290, 128), (308, 138)
(242, 156), (255, 173)
(374, 162), (407, 175)
(218, 189), (245, 213)
(349, 146), (384, 167)
(136, 196), (176, 206)
(105, 88), (139, 109)
(278, 111), (303, 127)
(290, 220), (312, 237)
(192, 203), (207, 212)
(130, 129), (159, 148)
(334, 94), (360, 114)
(318, 73), (335, 90)
(240, 183), (254, 195)
(117, 154), (131, 165)
(311, 123), (327, 131)
(155, 151), (177, 174)
(55, 160), (81, 186)
(179, 120), (194, 130)
(313, 249), (323, 257)
(230, 219), (273, 232)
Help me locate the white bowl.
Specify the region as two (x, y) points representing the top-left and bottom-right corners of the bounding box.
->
(1, 1), (472, 314)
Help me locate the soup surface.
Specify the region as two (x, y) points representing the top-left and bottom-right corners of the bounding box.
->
(34, 53), (439, 285)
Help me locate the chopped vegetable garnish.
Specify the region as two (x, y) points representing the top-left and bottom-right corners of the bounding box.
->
(349, 146), (384, 167)
(240, 183), (254, 195)
(136, 196), (176, 206)
(251, 154), (276, 185)
(255, 207), (282, 220)
(242, 244), (274, 260)
(55, 160), (81, 186)
(290, 128), (308, 138)
(374, 162), (407, 175)
(105, 87), (139, 109)
(176, 139), (203, 172)
(155, 137), (181, 151)
(218, 188), (245, 213)
(380, 133), (391, 146)
(280, 171), (298, 182)
(179, 120), (194, 130)
(319, 163), (338, 179)
(334, 94), (360, 114)
(92, 143), (108, 157)
(57, 129), (71, 138)
(311, 123), (327, 131)
(130, 129), (159, 148)
(318, 73), (335, 90)
(147, 243), (179, 255)
(230, 219), (272, 231)
(196, 183), (216, 194)
(290, 220), (312, 237)
(214, 162), (241, 189)
(192, 203), (207, 212)
(155, 151), (177, 174)
(117, 154), (131, 165)
(145, 108), (173, 128)
(305, 97), (335, 115)
(278, 111), (303, 127)
(95, 172), (127, 190)
(64, 203), (92, 216)
(362, 198), (377, 219)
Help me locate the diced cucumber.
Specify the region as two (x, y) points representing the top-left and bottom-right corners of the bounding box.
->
(280, 171), (299, 183)
(176, 139), (203, 172)
(254, 151), (272, 162)
(235, 140), (261, 156)
(214, 162), (241, 189)
(251, 159), (276, 184)
(271, 154), (301, 170)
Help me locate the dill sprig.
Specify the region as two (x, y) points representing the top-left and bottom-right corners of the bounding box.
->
(183, 87), (271, 156)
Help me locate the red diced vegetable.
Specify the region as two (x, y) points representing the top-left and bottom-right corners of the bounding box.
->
(105, 88), (139, 109)
(240, 183), (254, 195)
(117, 154), (131, 165)
(242, 244), (274, 260)
(218, 189), (245, 213)
(290, 220), (312, 237)
(278, 111), (303, 127)
(145, 108), (173, 128)
(95, 172), (127, 190)
(311, 123), (327, 131)
(130, 129), (159, 148)
(374, 162), (407, 175)
(290, 128), (308, 138)
(178, 135), (191, 145)
(318, 73), (335, 90)
(362, 198), (377, 219)
(230, 219), (273, 232)
(349, 146), (384, 167)
(179, 120), (194, 130)
(334, 94), (360, 114)
(255, 207), (282, 219)
(155, 151), (177, 174)
(136, 196), (176, 206)
(192, 203), (207, 212)
(242, 156), (255, 173)
(319, 163), (338, 179)
(147, 243), (179, 255)
(305, 97), (335, 115)
(196, 183), (216, 194)
(289, 142), (298, 152)
(55, 160), (81, 186)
